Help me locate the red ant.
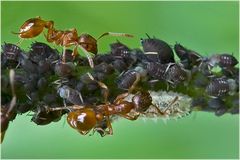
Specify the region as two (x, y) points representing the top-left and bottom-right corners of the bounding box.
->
(47, 74), (165, 136)
(12, 16), (133, 67)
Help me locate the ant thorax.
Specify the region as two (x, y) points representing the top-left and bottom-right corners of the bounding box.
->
(124, 91), (192, 120)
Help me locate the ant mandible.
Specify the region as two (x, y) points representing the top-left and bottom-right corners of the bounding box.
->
(47, 75), (165, 136)
(13, 16), (133, 67)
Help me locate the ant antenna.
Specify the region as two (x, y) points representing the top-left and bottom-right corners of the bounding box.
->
(98, 32), (134, 40)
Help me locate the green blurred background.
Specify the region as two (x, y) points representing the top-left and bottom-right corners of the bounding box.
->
(1, 1), (239, 159)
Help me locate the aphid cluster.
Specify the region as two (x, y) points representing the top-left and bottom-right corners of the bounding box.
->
(1, 18), (239, 142)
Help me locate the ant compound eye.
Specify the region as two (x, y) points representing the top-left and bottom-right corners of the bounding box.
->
(67, 108), (97, 132)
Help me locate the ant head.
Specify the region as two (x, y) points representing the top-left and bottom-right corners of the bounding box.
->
(67, 108), (97, 134)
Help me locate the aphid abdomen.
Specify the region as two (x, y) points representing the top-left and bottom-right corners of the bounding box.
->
(117, 70), (137, 90)
(165, 64), (188, 86)
(205, 78), (237, 97)
(219, 54), (238, 68)
(146, 62), (168, 80)
(141, 38), (175, 64)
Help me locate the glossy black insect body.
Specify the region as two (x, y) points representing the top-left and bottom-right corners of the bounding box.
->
(58, 85), (83, 105)
(54, 62), (75, 77)
(29, 42), (57, 61)
(117, 66), (146, 91)
(174, 43), (202, 69)
(1, 43), (23, 61)
(93, 62), (114, 75)
(146, 62), (168, 80)
(165, 63), (188, 86)
(20, 58), (38, 73)
(141, 35), (175, 64)
(110, 41), (131, 58)
(206, 78), (237, 97)
(112, 59), (128, 73)
(31, 105), (62, 125)
(207, 98), (225, 110)
(16, 102), (33, 114)
(117, 70), (139, 90)
(1, 43), (25, 69)
(208, 54), (238, 69)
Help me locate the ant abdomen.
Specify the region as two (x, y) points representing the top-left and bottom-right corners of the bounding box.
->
(67, 108), (98, 134)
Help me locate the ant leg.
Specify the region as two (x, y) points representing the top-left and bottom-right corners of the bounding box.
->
(72, 45), (79, 60)
(78, 45), (94, 68)
(119, 112), (140, 120)
(78, 130), (90, 135)
(93, 116), (113, 136)
(128, 73), (141, 93)
(104, 116), (113, 135)
(113, 92), (129, 104)
(46, 105), (84, 112)
(98, 32), (134, 40)
(87, 72), (109, 103)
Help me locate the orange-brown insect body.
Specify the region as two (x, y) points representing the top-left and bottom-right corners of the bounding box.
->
(78, 34), (98, 54)
(63, 91), (156, 136)
(46, 28), (79, 47)
(67, 108), (99, 135)
(15, 17), (53, 39)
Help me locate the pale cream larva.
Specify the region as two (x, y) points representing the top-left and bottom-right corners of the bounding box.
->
(124, 90), (192, 120)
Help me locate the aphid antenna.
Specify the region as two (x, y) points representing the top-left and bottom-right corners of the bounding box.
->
(145, 33), (151, 39)
(163, 63), (175, 76)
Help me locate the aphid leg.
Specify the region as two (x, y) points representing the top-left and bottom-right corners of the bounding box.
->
(78, 45), (94, 68)
(93, 116), (113, 136)
(128, 73), (141, 93)
(87, 72), (109, 103)
(98, 32), (134, 40)
(113, 92), (129, 104)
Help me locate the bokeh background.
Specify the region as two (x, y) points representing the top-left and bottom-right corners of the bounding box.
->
(1, 1), (239, 159)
